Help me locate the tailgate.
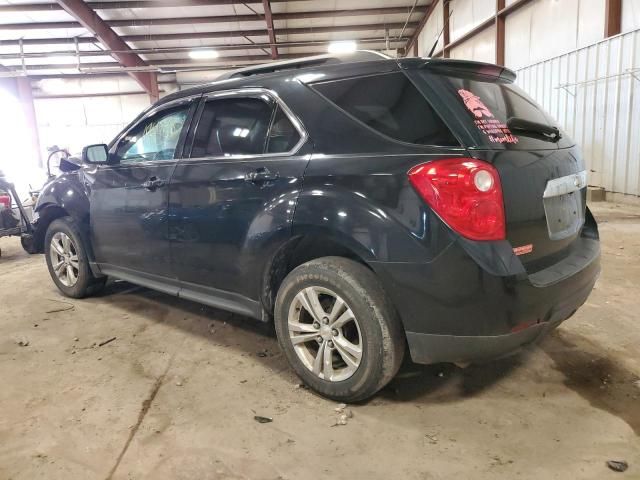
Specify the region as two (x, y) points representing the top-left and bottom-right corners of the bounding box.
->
(406, 62), (587, 272)
(472, 146), (586, 270)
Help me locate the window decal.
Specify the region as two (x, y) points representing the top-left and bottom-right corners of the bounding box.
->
(457, 89), (519, 145)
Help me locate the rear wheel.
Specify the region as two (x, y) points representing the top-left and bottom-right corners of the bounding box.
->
(44, 217), (105, 298)
(274, 257), (405, 402)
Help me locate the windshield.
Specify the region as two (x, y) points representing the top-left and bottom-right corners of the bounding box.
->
(413, 70), (571, 150)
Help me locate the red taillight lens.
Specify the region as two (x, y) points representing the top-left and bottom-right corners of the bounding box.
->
(408, 158), (506, 241)
(0, 195), (10, 210)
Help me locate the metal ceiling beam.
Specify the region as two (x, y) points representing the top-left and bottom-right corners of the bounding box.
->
(54, 0), (159, 101)
(0, 22), (418, 47)
(1, 6), (420, 29)
(3, 50), (370, 73)
(262, 0), (278, 59)
(0, 37), (409, 61)
(405, 0), (437, 55)
(0, 0), (305, 12)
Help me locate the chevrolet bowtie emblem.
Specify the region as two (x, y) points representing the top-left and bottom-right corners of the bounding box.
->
(574, 175), (583, 188)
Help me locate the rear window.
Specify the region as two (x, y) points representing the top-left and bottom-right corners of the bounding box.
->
(311, 72), (459, 147)
(416, 70), (569, 150)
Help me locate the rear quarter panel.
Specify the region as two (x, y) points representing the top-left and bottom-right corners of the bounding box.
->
(294, 153), (456, 263)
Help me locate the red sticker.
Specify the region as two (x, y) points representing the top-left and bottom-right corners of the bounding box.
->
(513, 244), (533, 256)
(457, 89), (519, 145)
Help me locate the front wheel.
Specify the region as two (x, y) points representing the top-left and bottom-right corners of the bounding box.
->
(44, 217), (106, 298)
(274, 257), (405, 402)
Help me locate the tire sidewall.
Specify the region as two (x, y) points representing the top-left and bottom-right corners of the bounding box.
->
(44, 217), (93, 298)
(274, 260), (389, 401)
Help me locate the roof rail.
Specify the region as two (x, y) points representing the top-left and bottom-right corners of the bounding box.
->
(216, 50), (391, 81)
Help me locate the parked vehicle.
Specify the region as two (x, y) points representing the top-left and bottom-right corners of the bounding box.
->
(26, 52), (600, 401)
(0, 170), (36, 256)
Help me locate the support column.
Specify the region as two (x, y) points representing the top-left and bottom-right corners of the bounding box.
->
(442, 0), (450, 58)
(15, 77), (42, 167)
(495, 0), (506, 66)
(1, 74), (42, 167)
(605, 0), (622, 37)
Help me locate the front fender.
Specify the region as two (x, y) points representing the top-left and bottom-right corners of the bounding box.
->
(32, 172), (92, 256)
(35, 172), (89, 222)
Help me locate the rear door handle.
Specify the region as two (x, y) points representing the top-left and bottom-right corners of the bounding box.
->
(141, 177), (166, 191)
(245, 167), (279, 183)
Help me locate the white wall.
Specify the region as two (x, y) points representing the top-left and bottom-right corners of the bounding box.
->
(505, 0), (606, 70)
(623, 0), (640, 33)
(449, 0), (494, 43)
(515, 29), (640, 197)
(450, 24), (496, 63)
(32, 76), (179, 159)
(417, 0), (609, 68)
(35, 93), (150, 158)
(417, 0), (444, 56)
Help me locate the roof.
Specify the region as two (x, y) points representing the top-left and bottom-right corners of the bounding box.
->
(153, 54), (517, 107)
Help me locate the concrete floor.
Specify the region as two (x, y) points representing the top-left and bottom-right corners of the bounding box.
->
(0, 202), (639, 480)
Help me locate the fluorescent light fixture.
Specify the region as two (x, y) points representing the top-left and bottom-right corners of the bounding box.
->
(327, 40), (357, 54)
(189, 49), (219, 60)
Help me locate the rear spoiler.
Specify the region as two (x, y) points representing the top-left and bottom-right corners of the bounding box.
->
(400, 58), (517, 83)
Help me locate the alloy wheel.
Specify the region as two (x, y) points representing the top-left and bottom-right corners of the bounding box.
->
(49, 232), (80, 287)
(287, 286), (363, 382)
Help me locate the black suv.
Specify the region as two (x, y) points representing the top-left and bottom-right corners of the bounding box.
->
(28, 52), (600, 401)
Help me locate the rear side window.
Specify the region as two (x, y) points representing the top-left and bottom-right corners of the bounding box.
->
(191, 97), (273, 157)
(191, 97), (302, 157)
(267, 106), (301, 153)
(311, 72), (458, 146)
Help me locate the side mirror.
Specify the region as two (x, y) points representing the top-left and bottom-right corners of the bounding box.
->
(82, 144), (113, 164)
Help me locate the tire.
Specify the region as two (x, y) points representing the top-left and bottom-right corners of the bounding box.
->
(44, 217), (106, 298)
(274, 257), (405, 402)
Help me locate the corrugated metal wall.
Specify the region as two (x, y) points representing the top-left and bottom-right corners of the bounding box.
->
(515, 29), (640, 197)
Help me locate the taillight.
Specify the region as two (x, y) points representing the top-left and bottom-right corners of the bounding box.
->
(0, 194), (10, 210)
(408, 158), (506, 241)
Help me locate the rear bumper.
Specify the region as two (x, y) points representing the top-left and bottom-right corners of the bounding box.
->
(406, 319), (562, 365)
(371, 234), (600, 365)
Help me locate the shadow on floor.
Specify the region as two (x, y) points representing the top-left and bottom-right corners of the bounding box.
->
(541, 329), (640, 436)
(90, 280), (639, 417)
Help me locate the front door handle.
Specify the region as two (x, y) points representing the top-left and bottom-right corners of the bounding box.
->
(141, 177), (166, 191)
(245, 167), (279, 183)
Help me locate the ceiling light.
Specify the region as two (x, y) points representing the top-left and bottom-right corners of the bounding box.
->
(189, 49), (219, 60)
(327, 40), (357, 54)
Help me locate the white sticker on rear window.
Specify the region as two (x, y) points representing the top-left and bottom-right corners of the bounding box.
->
(457, 89), (519, 145)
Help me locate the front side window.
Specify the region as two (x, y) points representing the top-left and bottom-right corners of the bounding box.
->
(311, 72), (458, 146)
(116, 106), (189, 163)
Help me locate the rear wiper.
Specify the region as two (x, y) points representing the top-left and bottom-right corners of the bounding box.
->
(507, 117), (562, 143)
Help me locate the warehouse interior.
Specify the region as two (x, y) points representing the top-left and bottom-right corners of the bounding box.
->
(1, 0), (640, 478)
